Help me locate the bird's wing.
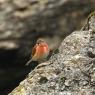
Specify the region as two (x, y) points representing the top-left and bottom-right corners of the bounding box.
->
(31, 45), (37, 57)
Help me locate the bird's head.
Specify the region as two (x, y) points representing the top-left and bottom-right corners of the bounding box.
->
(36, 39), (46, 45)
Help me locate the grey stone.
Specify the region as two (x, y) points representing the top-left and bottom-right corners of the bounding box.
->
(9, 17), (95, 94)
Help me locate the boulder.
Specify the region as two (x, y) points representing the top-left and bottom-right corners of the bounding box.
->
(9, 11), (95, 95)
(0, 0), (95, 94)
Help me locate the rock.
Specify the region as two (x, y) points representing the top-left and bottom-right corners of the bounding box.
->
(81, 11), (95, 31)
(9, 13), (95, 94)
(0, 0), (95, 94)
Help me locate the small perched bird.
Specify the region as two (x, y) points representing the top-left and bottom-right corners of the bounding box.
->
(26, 39), (50, 65)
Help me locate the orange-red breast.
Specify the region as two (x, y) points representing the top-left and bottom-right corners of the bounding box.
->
(26, 39), (49, 65)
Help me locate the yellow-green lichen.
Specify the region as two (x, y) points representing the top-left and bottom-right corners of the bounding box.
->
(9, 85), (26, 95)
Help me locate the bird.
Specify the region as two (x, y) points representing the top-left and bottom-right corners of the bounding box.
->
(26, 39), (50, 65)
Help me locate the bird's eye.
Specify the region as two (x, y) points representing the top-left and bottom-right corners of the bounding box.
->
(37, 43), (40, 45)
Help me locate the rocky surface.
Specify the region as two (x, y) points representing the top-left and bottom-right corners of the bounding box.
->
(0, 0), (95, 94)
(9, 12), (95, 94)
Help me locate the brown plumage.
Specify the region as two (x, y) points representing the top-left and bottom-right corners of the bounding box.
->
(26, 39), (49, 65)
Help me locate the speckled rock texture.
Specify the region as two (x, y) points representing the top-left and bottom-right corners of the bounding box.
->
(9, 13), (95, 94)
(1, 0), (95, 94)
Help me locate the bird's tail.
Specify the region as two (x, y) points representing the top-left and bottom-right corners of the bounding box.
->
(26, 59), (33, 66)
